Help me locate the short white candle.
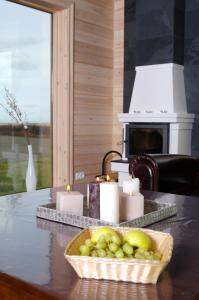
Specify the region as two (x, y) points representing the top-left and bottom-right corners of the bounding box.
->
(120, 192), (144, 221)
(123, 176), (140, 194)
(100, 182), (119, 223)
(56, 186), (84, 215)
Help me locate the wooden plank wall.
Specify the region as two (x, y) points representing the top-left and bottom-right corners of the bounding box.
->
(74, 0), (113, 183)
(113, 0), (124, 153)
(73, 0), (124, 183)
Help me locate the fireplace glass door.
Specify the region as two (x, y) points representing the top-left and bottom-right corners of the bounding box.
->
(126, 123), (169, 158)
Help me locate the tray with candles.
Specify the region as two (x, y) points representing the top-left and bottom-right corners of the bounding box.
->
(36, 181), (177, 229)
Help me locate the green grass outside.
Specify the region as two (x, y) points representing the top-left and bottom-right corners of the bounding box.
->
(0, 159), (52, 196)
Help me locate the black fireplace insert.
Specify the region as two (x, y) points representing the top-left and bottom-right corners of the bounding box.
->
(125, 123), (169, 158)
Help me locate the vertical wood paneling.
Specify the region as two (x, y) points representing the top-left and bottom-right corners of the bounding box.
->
(73, 0), (114, 183)
(53, 6), (74, 186)
(112, 0), (124, 153)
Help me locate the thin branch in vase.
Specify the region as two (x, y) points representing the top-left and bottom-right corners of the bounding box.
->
(0, 87), (30, 145)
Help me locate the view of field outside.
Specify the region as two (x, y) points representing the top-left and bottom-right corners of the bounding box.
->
(0, 1), (52, 195)
(0, 125), (52, 195)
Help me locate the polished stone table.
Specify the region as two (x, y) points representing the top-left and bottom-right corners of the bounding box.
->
(0, 185), (199, 300)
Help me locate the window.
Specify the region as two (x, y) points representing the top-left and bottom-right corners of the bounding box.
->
(0, 0), (52, 195)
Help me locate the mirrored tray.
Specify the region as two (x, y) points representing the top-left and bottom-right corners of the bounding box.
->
(36, 198), (177, 229)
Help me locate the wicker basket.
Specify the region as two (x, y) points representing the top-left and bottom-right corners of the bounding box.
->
(64, 227), (173, 284)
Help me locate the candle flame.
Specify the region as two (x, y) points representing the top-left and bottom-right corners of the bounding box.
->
(96, 176), (100, 182)
(106, 175), (110, 181)
(66, 184), (71, 192)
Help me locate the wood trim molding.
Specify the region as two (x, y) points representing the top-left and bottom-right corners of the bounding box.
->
(52, 4), (74, 186)
(69, 4), (74, 183)
(11, 0), (74, 12)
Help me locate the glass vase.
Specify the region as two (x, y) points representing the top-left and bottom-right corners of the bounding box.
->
(26, 144), (37, 192)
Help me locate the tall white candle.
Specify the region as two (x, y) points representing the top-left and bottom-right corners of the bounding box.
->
(100, 182), (120, 223)
(123, 176), (140, 194)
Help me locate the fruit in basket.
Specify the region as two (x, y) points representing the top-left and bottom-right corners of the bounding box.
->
(122, 243), (134, 256)
(109, 242), (119, 253)
(91, 227), (122, 244)
(79, 244), (91, 256)
(78, 227), (162, 261)
(124, 229), (152, 250)
(115, 249), (125, 258)
(97, 249), (107, 257)
(134, 248), (162, 261)
(96, 242), (107, 249)
(107, 250), (115, 258)
(85, 239), (94, 248)
(111, 234), (122, 245)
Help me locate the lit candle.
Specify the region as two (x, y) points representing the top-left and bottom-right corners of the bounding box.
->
(100, 182), (120, 223)
(123, 176), (140, 194)
(120, 192), (144, 221)
(106, 174), (110, 181)
(66, 184), (71, 192)
(56, 185), (84, 215)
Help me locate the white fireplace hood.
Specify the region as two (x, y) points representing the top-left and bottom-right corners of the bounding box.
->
(118, 63), (195, 157)
(119, 63), (194, 122)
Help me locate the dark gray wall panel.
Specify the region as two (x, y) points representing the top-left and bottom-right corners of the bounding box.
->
(136, 36), (173, 66)
(184, 1), (199, 154)
(124, 0), (185, 112)
(124, 0), (136, 112)
(123, 0), (199, 155)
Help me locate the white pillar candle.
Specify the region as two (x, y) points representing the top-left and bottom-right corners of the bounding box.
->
(100, 182), (120, 223)
(120, 192), (144, 221)
(56, 190), (84, 216)
(123, 176), (140, 194)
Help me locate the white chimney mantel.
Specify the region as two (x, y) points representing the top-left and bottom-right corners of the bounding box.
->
(112, 63), (195, 185)
(119, 63), (195, 159)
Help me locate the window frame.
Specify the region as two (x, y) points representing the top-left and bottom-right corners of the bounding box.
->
(10, 0), (74, 186)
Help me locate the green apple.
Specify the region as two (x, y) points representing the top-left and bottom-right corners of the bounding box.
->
(91, 227), (121, 244)
(124, 229), (152, 250)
